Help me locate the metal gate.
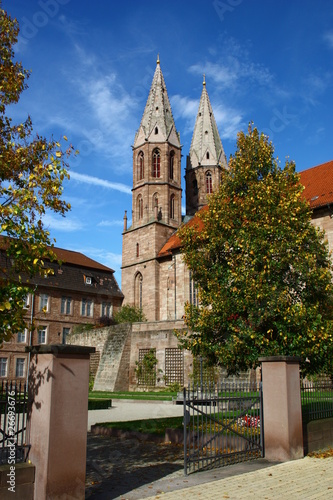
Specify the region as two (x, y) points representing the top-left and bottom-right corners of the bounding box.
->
(183, 381), (263, 474)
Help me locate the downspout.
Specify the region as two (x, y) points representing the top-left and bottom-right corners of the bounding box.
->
(26, 286), (36, 387)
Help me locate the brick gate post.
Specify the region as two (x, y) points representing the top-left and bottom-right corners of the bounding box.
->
(26, 345), (95, 500)
(259, 356), (303, 461)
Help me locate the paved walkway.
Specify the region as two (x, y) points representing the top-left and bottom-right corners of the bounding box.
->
(144, 456), (333, 499)
(88, 400), (183, 431)
(87, 401), (333, 499)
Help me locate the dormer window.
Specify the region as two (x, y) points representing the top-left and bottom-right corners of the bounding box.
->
(206, 152), (210, 159)
(155, 127), (158, 135)
(85, 276), (92, 285)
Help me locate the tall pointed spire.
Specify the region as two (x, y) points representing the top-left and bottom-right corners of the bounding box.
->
(185, 79), (228, 216)
(188, 79), (227, 169)
(134, 59), (180, 148)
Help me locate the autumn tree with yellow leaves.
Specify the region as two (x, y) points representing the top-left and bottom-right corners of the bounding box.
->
(178, 125), (333, 376)
(0, 6), (75, 343)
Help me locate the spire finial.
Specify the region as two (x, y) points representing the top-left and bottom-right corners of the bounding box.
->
(157, 53), (160, 65)
(203, 73), (206, 86)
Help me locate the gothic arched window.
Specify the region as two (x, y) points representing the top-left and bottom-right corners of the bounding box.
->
(137, 195), (143, 220)
(170, 194), (175, 220)
(206, 171), (212, 194)
(169, 151), (175, 180)
(137, 151), (144, 180)
(134, 272), (143, 310)
(153, 150), (160, 178)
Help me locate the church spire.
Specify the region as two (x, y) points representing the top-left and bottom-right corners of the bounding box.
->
(133, 59), (180, 148)
(185, 79), (228, 216)
(188, 79), (227, 169)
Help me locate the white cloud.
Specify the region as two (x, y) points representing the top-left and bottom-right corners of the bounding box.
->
(43, 214), (83, 232)
(323, 31), (333, 49)
(70, 171), (131, 194)
(98, 219), (124, 227)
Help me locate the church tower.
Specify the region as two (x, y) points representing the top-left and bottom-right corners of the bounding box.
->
(121, 58), (182, 321)
(185, 76), (228, 216)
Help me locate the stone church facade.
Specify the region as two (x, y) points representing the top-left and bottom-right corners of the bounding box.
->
(70, 59), (333, 391)
(121, 59), (227, 323)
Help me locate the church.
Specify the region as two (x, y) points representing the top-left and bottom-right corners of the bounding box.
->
(70, 58), (333, 391)
(121, 57), (228, 323)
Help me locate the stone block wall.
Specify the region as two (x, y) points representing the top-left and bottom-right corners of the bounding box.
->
(303, 417), (333, 454)
(0, 463), (35, 500)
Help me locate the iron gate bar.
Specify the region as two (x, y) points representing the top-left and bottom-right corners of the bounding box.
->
(184, 381), (263, 475)
(186, 398), (261, 446)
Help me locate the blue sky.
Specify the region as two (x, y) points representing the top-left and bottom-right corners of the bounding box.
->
(3, 0), (333, 286)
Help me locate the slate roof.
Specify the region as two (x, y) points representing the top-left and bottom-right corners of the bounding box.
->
(187, 78), (228, 170)
(0, 236), (123, 298)
(133, 58), (180, 149)
(158, 160), (333, 258)
(299, 160), (333, 209)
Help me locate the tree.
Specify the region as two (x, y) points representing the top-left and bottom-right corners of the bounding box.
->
(114, 305), (147, 324)
(0, 6), (75, 343)
(177, 124), (333, 376)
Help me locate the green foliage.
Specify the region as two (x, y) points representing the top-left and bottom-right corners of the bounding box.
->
(177, 124), (333, 376)
(114, 304), (147, 324)
(0, 6), (76, 343)
(135, 349), (158, 386)
(71, 323), (94, 335)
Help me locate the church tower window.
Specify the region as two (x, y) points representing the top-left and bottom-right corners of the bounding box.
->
(169, 151), (175, 180)
(170, 194), (175, 220)
(134, 272), (143, 310)
(137, 151), (144, 180)
(206, 171), (212, 194)
(153, 150), (161, 178)
(137, 195), (143, 220)
(136, 243), (139, 258)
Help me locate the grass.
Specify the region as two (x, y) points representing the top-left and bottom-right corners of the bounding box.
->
(95, 416), (184, 435)
(89, 390), (178, 401)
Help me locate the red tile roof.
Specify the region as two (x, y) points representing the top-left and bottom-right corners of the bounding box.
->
(299, 160), (333, 209)
(0, 235), (114, 272)
(158, 207), (207, 257)
(158, 160), (333, 258)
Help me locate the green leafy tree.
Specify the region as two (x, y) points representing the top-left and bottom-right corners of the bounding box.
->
(177, 124), (333, 376)
(0, 6), (75, 343)
(114, 305), (147, 324)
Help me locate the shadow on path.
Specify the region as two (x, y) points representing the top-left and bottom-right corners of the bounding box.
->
(85, 433), (184, 499)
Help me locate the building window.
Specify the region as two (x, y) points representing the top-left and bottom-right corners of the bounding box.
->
(23, 294), (30, 309)
(15, 358), (25, 378)
(81, 298), (93, 317)
(136, 243), (139, 258)
(153, 150), (160, 178)
(0, 358), (8, 377)
(61, 296), (72, 315)
(134, 273), (143, 310)
(137, 151), (144, 180)
(101, 302), (113, 318)
(170, 194), (175, 220)
(62, 327), (70, 345)
(137, 195), (143, 220)
(206, 171), (212, 194)
(155, 127), (158, 135)
(206, 151), (210, 160)
(37, 325), (47, 344)
(39, 293), (49, 312)
(189, 271), (199, 306)
(169, 151), (174, 180)
(17, 329), (27, 343)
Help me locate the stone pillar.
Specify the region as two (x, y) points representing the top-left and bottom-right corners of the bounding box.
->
(26, 345), (95, 500)
(259, 356), (304, 461)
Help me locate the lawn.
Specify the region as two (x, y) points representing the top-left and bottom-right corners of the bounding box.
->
(89, 390), (177, 401)
(94, 416), (184, 435)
